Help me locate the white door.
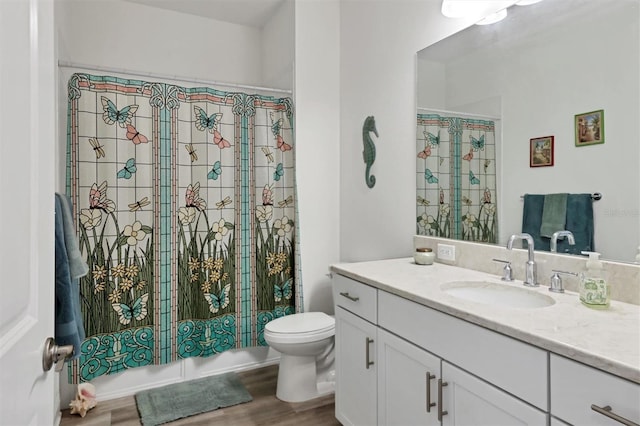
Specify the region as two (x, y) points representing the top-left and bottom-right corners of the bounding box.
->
(334, 307), (377, 426)
(377, 328), (441, 425)
(441, 362), (547, 426)
(0, 0), (57, 425)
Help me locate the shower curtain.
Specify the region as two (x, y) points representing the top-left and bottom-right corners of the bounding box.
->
(66, 73), (301, 382)
(416, 113), (498, 243)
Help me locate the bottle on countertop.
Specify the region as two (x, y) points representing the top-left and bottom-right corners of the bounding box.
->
(579, 251), (609, 309)
(414, 247), (435, 265)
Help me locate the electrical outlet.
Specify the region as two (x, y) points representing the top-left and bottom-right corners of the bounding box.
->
(437, 243), (456, 261)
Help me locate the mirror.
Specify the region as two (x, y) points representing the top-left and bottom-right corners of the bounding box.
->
(416, 0), (639, 263)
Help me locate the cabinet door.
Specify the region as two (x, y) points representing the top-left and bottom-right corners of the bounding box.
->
(335, 306), (377, 426)
(550, 354), (640, 425)
(377, 328), (441, 425)
(441, 362), (547, 426)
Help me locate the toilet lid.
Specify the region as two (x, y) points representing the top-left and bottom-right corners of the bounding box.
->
(265, 312), (334, 334)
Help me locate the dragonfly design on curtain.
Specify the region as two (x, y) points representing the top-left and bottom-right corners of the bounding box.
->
(65, 73), (301, 383)
(416, 113), (498, 243)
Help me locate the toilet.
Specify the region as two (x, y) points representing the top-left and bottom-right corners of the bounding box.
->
(264, 312), (335, 402)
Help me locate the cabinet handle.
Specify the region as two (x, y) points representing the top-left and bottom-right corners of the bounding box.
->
(426, 372), (436, 413)
(365, 337), (374, 369)
(339, 292), (359, 302)
(438, 379), (448, 421)
(591, 404), (639, 426)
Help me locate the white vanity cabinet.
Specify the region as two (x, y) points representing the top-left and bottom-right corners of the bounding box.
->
(332, 259), (640, 426)
(333, 273), (548, 426)
(377, 324), (546, 425)
(333, 275), (378, 426)
(378, 290), (547, 426)
(550, 354), (640, 426)
(377, 328), (441, 425)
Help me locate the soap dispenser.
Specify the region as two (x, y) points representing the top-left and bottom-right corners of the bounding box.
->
(579, 251), (609, 309)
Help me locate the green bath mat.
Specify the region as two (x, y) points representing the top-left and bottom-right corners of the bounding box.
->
(135, 372), (252, 426)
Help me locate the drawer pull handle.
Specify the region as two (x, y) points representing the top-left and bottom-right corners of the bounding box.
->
(365, 337), (374, 369)
(340, 292), (360, 302)
(438, 379), (448, 421)
(591, 404), (639, 426)
(426, 372), (436, 412)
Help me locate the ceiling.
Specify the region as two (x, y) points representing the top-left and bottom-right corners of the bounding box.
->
(419, 0), (603, 63)
(124, 0), (286, 28)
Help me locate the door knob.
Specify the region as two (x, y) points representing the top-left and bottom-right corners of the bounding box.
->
(42, 337), (74, 372)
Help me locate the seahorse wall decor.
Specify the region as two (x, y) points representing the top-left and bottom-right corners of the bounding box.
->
(362, 115), (378, 188)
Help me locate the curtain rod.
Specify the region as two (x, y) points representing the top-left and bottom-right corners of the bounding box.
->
(520, 192), (602, 201)
(58, 61), (293, 95)
(417, 107), (501, 121)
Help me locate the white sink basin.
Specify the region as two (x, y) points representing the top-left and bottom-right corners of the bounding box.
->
(441, 281), (555, 309)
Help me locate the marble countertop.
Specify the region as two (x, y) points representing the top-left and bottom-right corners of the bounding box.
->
(331, 257), (640, 384)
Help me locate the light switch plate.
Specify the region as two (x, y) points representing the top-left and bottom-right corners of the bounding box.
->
(437, 243), (456, 261)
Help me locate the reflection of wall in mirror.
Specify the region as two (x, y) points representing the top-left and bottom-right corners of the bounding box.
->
(417, 1), (639, 262)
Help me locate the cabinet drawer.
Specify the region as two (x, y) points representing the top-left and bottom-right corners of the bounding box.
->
(378, 291), (548, 410)
(332, 274), (377, 323)
(551, 354), (640, 425)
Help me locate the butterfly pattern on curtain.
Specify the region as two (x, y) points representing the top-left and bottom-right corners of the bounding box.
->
(416, 113), (498, 243)
(65, 73), (300, 383)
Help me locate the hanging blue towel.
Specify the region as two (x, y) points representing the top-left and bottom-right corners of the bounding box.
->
(556, 193), (594, 255)
(58, 194), (88, 279)
(55, 193), (87, 360)
(540, 193), (568, 238)
(521, 194), (550, 251)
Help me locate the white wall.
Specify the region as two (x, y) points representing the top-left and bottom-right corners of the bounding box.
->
(56, 0), (263, 86)
(294, 0), (341, 313)
(339, 0), (476, 262)
(262, 0), (295, 89)
(440, 2), (640, 261)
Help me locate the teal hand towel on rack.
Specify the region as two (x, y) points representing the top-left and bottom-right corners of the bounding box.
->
(521, 194), (550, 251)
(540, 193), (568, 238)
(557, 193), (594, 255)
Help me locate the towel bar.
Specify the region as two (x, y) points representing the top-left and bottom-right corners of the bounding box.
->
(520, 192), (601, 201)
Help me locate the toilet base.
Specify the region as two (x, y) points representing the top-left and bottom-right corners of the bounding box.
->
(275, 354), (334, 402)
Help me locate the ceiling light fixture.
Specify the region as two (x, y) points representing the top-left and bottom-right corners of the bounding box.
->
(475, 8), (508, 25)
(515, 0), (543, 5)
(441, 0), (516, 18)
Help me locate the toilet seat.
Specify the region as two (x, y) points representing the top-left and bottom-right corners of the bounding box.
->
(265, 312), (335, 344)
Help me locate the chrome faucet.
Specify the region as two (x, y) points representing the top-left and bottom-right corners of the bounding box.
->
(506, 233), (539, 287)
(550, 230), (575, 253)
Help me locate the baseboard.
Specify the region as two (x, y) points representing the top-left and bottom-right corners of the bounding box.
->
(95, 355), (281, 402)
(197, 356), (281, 378)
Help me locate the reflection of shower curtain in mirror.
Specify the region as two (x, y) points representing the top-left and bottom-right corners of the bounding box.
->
(65, 73), (301, 383)
(416, 113), (498, 243)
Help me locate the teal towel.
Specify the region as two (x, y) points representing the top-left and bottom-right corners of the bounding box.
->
(540, 193), (568, 238)
(557, 194), (594, 254)
(521, 194), (549, 251)
(58, 194), (88, 279)
(54, 193), (87, 360)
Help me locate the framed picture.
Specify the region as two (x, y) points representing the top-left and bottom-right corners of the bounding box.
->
(575, 109), (604, 146)
(530, 136), (554, 167)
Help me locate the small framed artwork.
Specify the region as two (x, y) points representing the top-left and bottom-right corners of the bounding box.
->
(575, 109), (604, 146)
(530, 136), (554, 167)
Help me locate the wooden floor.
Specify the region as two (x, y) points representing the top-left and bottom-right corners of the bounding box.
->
(59, 365), (340, 426)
